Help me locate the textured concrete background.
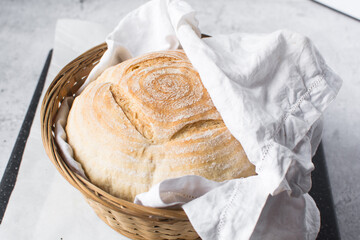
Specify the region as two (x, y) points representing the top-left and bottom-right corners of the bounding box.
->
(0, 0), (359, 239)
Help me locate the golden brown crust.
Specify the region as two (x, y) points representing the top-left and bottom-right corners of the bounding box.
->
(66, 50), (255, 201)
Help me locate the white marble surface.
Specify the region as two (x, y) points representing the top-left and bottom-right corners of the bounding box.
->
(0, 0), (359, 239)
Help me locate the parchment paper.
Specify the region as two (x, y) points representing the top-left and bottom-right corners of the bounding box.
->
(0, 19), (128, 240)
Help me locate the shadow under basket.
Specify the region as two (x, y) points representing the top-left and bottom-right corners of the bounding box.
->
(40, 43), (200, 240)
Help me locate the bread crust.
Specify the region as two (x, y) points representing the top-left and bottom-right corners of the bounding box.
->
(66, 50), (255, 201)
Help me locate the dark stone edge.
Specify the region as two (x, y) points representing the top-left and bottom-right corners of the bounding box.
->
(0, 50), (53, 224)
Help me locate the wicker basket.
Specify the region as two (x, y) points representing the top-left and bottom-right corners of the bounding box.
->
(40, 43), (201, 240)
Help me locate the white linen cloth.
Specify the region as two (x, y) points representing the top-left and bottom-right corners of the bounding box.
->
(54, 0), (342, 239)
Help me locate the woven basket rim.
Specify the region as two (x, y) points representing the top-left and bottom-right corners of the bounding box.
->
(40, 42), (190, 221)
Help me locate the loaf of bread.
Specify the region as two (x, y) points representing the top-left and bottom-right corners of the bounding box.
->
(66, 50), (255, 201)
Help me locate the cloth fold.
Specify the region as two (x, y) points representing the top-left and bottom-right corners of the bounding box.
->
(55, 0), (342, 239)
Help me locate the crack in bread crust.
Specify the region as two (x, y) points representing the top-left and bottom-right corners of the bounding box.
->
(109, 84), (154, 141)
(170, 119), (225, 140)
